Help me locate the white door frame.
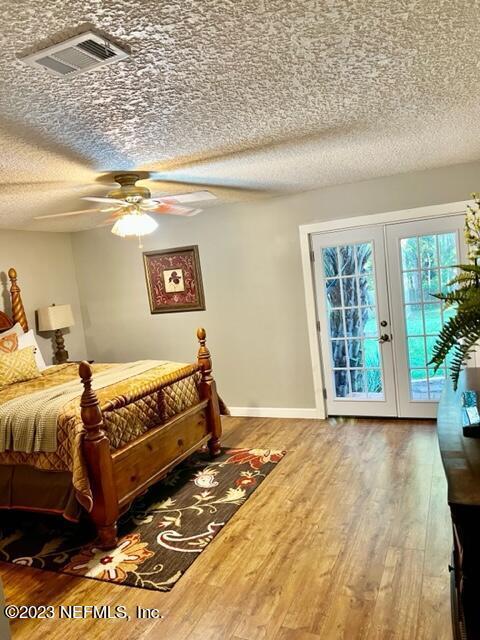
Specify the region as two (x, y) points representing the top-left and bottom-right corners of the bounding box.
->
(299, 199), (471, 419)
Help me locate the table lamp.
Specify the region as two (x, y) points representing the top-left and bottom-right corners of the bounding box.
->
(37, 303), (74, 364)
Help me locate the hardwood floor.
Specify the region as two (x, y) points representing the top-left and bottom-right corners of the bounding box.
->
(1, 416), (452, 639)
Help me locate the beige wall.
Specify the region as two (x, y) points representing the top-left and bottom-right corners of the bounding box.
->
(0, 230), (87, 364)
(71, 159), (480, 408)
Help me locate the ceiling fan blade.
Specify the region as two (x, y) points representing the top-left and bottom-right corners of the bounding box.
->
(34, 208), (102, 220)
(100, 206), (125, 213)
(151, 190), (217, 204)
(82, 196), (127, 206)
(148, 203), (201, 217)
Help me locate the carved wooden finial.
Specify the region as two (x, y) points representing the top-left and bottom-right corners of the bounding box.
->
(79, 361), (104, 439)
(79, 360), (92, 386)
(80, 361), (97, 410)
(8, 267), (28, 332)
(197, 327), (212, 381)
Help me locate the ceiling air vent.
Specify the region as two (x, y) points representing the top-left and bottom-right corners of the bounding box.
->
(19, 31), (129, 78)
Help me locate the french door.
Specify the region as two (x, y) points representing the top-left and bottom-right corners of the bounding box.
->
(313, 226), (398, 416)
(385, 215), (466, 417)
(312, 214), (466, 418)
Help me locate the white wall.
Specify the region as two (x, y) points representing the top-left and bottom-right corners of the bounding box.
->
(70, 159), (480, 409)
(0, 230), (87, 364)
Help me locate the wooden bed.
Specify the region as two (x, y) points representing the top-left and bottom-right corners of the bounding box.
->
(0, 267), (223, 550)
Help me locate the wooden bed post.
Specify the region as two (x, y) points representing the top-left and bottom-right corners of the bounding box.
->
(197, 328), (222, 457)
(8, 268), (28, 331)
(79, 361), (119, 550)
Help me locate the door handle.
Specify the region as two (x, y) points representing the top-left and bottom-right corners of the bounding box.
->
(378, 333), (392, 343)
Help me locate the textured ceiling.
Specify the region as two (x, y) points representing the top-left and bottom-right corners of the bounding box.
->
(0, 0), (480, 230)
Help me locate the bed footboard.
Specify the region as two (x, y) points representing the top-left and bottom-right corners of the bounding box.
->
(79, 327), (223, 550)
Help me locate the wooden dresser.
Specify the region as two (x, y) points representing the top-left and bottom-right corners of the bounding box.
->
(437, 369), (480, 640)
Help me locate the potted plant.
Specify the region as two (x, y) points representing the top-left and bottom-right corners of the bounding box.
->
(430, 195), (480, 388)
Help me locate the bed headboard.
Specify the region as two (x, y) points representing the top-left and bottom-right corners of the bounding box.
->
(0, 268), (28, 334)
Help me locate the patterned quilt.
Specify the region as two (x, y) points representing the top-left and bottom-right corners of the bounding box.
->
(0, 362), (201, 511)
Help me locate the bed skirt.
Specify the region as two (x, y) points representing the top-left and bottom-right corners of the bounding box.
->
(0, 465), (80, 521)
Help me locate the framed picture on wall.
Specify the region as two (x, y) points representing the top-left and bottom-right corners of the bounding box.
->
(143, 245), (206, 313)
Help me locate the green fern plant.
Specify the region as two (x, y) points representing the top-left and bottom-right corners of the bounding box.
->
(429, 195), (480, 389)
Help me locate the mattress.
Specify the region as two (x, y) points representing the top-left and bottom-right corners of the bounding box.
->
(0, 361), (201, 517)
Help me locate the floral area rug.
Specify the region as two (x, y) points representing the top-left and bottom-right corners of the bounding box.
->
(0, 448), (285, 591)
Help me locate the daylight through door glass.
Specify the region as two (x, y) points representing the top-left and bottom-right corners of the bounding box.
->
(400, 232), (458, 401)
(321, 242), (383, 400)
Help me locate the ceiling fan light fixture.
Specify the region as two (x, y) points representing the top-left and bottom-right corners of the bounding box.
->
(111, 213), (158, 238)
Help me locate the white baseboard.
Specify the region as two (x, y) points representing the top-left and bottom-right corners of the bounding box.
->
(228, 407), (321, 419)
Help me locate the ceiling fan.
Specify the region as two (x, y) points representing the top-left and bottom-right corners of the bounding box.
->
(34, 173), (217, 246)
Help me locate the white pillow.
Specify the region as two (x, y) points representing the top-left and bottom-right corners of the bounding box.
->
(4, 322), (24, 337)
(18, 330), (47, 371)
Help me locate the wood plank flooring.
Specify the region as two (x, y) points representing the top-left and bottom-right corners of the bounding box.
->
(0, 416), (452, 639)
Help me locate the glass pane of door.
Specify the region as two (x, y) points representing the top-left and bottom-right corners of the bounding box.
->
(321, 242), (384, 400)
(399, 232), (458, 401)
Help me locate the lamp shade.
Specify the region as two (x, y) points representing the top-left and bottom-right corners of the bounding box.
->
(37, 304), (74, 331)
